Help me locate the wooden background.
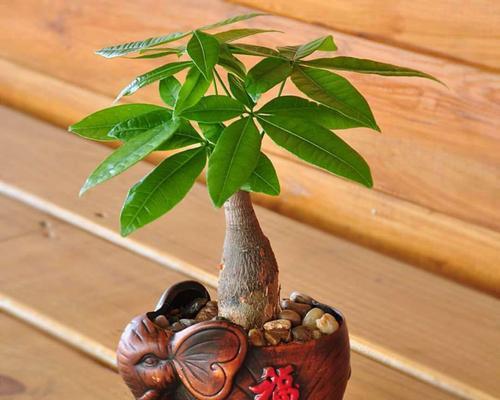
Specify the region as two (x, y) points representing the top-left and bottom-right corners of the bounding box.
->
(0, 1), (499, 399)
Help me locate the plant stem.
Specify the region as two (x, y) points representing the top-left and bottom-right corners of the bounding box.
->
(213, 75), (219, 95)
(214, 69), (231, 97)
(218, 191), (280, 329)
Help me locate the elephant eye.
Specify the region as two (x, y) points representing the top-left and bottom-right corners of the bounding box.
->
(140, 354), (160, 368)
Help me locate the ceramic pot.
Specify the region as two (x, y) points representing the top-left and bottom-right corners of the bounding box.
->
(117, 281), (350, 400)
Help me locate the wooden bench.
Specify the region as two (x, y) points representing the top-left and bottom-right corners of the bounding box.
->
(0, 0), (499, 398)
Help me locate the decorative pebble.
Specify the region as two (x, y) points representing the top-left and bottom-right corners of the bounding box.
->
(278, 310), (302, 327)
(182, 298), (209, 317)
(263, 319), (292, 331)
(154, 315), (170, 329)
(280, 299), (312, 317)
(316, 313), (339, 335)
(290, 291), (314, 305)
(311, 329), (322, 340)
(302, 308), (325, 329)
(171, 321), (185, 332)
(195, 305), (218, 321)
(248, 328), (266, 347)
(264, 329), (290, 345)
(179, 318), (196, 327)
(292, 325), (312, 342)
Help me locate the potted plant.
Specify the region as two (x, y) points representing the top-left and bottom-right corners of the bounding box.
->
(69, 13), (437, 400)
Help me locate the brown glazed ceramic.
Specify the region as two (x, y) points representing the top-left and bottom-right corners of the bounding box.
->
(117, 281), (350, 400)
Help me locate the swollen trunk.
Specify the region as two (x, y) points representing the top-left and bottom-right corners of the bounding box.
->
(217, 191), (280, 329)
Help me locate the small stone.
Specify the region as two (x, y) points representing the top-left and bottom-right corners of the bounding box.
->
(171, 321), (185, 332)
(179, 318), (196, 327)
(292, 325), (312, 342)
(311, 329), (322, 340)
(280, 299), (312, 317)
(290, 291), (314, 305)
(278, 309), (302, 327)
(154, 315), (170, 329)
(264, 329), (291, 346)
(302, 308), (325, 329)
(248, 328), (266, 347)
(206, 301), (218, 309)
(316, 313), (339, 335)
(263, 319), (292, 331)
(182, 297), (209, 317)
(195, 305), (218, 322)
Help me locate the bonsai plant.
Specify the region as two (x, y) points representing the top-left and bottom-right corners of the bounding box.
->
(69, 12), (437, 400)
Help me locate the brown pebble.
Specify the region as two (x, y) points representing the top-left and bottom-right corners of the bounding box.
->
(248, 328), (266, 347)
(290, 291), (314, 305)
(292, 325), (312, 342)
(206, 301), (218, 309)
(316, 313), (339, 335)
(171, 321), (185, 332)
(280, 299), (312, 317)
(312, 329), (322, 340)
(195, 305), (218, 322)
(263, 319), (292, 331)
(264, 329), (290, 345)
(303, 308), (325, 329)
(278, 309), (302, 326)
(154, 315), (170, 329)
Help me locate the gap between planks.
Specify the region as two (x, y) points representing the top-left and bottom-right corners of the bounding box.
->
(0, 182), (495, 400)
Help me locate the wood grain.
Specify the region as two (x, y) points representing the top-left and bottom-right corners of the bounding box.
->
(0, 0), (499, 290)
(0, 314), (128, 399)
(0, 197), (459, 400)
(229, 0), (500, 71)
(1, 108), (499, 397)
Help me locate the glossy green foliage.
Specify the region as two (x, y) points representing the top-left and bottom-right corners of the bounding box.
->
(120, 147), (206, 236)
(71, 12), (439, 234)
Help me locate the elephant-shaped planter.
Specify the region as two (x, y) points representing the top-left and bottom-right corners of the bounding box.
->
(117, 281), (350, 400)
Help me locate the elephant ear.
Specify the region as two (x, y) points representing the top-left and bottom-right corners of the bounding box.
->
(170, 320), (248, 400)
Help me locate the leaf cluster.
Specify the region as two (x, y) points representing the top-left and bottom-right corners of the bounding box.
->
(69, 13), (438, 236)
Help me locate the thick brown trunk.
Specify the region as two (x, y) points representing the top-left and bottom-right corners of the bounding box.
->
(217, 190), (280, 329)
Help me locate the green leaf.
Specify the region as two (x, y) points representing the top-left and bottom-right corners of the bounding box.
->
(180, 95), (245, 122)
(115, 61), (192, 102)
(69, 104), (164, 141)
(96, 32), (191, 58)
(200, 12), (267, 30)
(207, 117), (261, 207)
(218, 45), (246, 79)
(159, 76), (181, 107)
(129, 50), (180, 59)
(120, 147), (206, 236)
(258, 115), (372, 187)
(174, 67), (212, 114)
(257, 96), (361, 129)
(108, 109), (172, 140)
(241, 153), (280, 195)
(228, 43), (280, 58)
(228, 74), (255, 109)
(301, 56), (441, 82)
(199, 122), (225, 145)
(246, 57), (293, 101)
(157, 120), (203, 150)
(293, 36), (337, 60)
(80, 119), (180, 195)
(214, 29), (279, 43)
(291, 66), (379, 131)
(187, 31), (220, 79)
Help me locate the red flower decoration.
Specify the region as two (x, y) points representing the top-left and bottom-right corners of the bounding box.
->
(249, 365), (300, 400)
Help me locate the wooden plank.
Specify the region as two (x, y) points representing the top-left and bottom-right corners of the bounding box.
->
(0, 197), (459, 400)
(1, 64), (499, 295)
(1, 107), (499, 397)
(229, 0), (500, 71)
(0, 314), (128, 399)
(0, 0), (499, 289)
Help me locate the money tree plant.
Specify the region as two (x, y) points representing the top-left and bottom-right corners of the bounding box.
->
(69, 13), (437, 330)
